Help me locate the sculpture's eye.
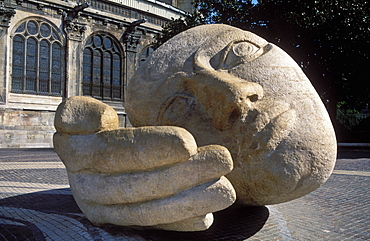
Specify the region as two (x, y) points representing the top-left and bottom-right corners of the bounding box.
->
(219, 41), (264, 69)
(232, 42), (259, 57)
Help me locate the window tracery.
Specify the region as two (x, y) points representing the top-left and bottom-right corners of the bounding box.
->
(11, 18), (65, 96)
(83, 33), (123, 101)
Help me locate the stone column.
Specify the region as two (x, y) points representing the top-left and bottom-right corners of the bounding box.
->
(62, 3), (89, 98)
(0, 2), (15, 104)
(64, 20), (87, 98)
(122, 32), (142, 127)
(122, 19), (146, 104)
(124, 34), (141, 86)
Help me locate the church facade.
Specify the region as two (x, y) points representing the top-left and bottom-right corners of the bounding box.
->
(0, 0), (189, 148)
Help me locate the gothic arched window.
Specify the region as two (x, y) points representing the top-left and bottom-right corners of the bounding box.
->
(139, 45), (154, 65)
(83, 33), (123, 101)
(11, 19), (65, 96)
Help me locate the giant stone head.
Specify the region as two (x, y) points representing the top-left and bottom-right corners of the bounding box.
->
(126, 24), (337, 206)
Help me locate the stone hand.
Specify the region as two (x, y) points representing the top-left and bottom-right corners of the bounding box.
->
(53, 96), (236, 231)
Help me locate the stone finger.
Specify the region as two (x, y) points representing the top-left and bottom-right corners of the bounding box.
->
(153, 213), (214, 231)
(54, 126), (197, 174)
(73, 176), (236, 227)
(54, 96), (119, 135)
(68, 145), (233, 204)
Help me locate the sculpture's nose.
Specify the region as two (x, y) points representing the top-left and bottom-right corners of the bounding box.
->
(187, 70), (263, 131)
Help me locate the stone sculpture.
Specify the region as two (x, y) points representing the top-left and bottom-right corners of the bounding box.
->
(54, 24), (337, 232)
(54, 96), (236, 231)
(126, 24), (337, 206)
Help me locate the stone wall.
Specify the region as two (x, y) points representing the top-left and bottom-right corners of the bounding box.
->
(0, 0), (174, 148)
(0, 109), (55, 148)
(0, 109), (128, 148)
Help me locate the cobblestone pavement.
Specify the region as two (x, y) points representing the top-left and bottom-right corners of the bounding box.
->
(0, 148), (369, 240)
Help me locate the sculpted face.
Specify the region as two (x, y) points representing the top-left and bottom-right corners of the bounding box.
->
(127, 24), (337, 205)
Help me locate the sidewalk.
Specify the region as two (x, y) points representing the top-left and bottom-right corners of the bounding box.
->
(0, 148), (369, 240)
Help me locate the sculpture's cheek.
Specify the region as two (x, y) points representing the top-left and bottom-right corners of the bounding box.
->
(178, 93), (336, 206)
(225, 130), (335, 206)
(225, 151), (304, 205)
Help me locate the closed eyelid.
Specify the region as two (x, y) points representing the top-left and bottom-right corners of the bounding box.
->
(224, 40), (264, 56)
(217, 40), (268, 70)
(193, 37), (271, 72)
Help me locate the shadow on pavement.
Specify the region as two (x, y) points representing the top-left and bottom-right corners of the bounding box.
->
(101, 204), (269, 241)
(0, 189), (269, 240)
(0, 189), (80, 214)
(0, 189), (79, 241)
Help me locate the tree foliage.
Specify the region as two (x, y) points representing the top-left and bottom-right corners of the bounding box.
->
(249, 0), (370, 112)
(153, 12), (205, 49)
(155, 0), (370, 115)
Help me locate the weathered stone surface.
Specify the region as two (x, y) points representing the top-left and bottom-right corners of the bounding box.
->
(126, 24), (337, 206)
(54, 24), (337, 231)
(153, 213), (214, 231)
(54, 96), (119, 135)
(74, 177), (235, 227)
(53, 126), (198, 174)
(53, 96), (236, 231)
(66, 145), (233, 204)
